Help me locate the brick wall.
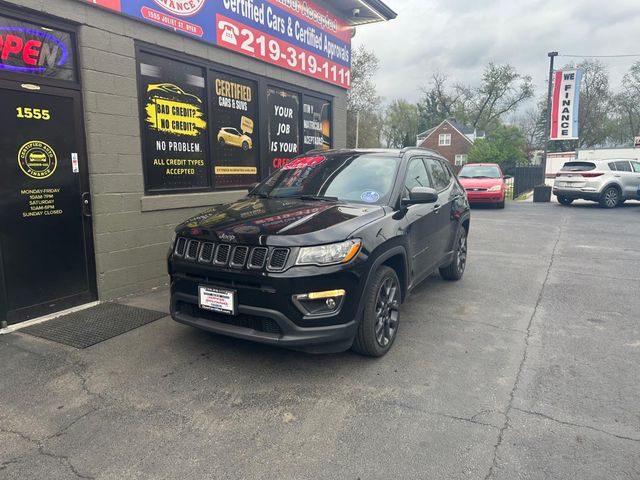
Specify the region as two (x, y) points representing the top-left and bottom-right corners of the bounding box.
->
(419, 123), (472, 172)
(3, 0), (347, 299)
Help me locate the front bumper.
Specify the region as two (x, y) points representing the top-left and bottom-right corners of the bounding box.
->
(465, 191), (504, 203)
(168, 258), (366, 353)
(171, 292), (357, 353)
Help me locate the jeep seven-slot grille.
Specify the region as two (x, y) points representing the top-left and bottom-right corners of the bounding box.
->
(248, 247), (268, 269)
(230, 246), (249, 268)
(269, 248), (289, 270)
(174, 238), (290, 271)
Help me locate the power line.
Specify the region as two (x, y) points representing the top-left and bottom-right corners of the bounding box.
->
(560, 54), (640, 58)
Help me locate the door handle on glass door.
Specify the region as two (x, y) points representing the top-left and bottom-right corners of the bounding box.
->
(81, 192), (92, 217)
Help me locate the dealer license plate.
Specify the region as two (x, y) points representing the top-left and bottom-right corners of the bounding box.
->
(199, 286), (236, 316)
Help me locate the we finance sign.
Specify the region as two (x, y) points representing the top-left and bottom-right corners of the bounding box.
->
(551, 69), (583, 141)
(84, 0), (352, 88)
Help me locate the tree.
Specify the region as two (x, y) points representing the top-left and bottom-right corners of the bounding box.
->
(382, 99), (420, 148)
(417, 73), (459, 133)
(509, 107), (544, 160)
(467, 125), (527, 173)
(347, 46), (383, 147)
(464, 63), (534, 132)
(416, 63), (534, 134)
(565, 59), (612, 148)
(609, 61), (640, 146)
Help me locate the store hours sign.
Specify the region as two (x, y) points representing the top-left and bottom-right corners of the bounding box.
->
(84, 0), (352, 88)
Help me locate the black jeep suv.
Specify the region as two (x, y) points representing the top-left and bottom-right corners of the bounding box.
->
(168, 149), (470, 356)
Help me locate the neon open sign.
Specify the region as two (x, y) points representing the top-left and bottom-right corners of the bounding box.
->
(0, 27), (68, 73)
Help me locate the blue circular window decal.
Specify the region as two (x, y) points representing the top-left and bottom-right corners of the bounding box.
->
(361, 191), (380, 203)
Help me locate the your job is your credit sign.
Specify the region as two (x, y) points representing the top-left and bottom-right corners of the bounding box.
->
(550, 69), (583, 140)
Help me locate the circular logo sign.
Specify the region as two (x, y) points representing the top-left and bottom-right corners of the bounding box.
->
(18, 140), (57, 179)
(152, 0), (205, 16)
(360, 190), (380, 203)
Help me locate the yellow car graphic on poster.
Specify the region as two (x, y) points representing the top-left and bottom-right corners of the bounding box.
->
(218, 115), (254, 151)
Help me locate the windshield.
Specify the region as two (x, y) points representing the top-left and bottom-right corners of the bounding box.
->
(252, 154), (400, 204)
(458, 165), (501, 179)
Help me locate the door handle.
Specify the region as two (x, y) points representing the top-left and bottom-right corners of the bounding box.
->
(433, 204), (441, 213)
(614, 174), (621, 177)
(81, 192), (92, 217)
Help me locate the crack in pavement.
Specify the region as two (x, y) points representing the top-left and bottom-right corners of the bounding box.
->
(513, 407), (640, 443)
(483, 218), (566, 480)
(382, 400), (502, 430)
(37, 446), (95, 480)
(0, 426), (95, 479)
(449, 317), (527, 335)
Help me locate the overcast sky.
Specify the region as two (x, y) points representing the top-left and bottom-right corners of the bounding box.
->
(353, 0), (640, 105)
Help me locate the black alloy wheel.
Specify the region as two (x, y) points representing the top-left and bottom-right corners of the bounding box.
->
(600, 186), (621, 208)
(440, 226), (468, 281)
(352, 266), (401, 357)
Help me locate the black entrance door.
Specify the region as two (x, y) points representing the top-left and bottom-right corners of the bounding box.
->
(0, 83), (97, 325)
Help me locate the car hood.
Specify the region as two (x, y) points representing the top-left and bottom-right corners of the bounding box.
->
(458, 177), (503, 188)
(175, 197), (386, 246)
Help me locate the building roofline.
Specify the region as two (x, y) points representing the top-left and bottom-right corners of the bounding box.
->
(363, 0), (397, 20)
(419, 119), (474, 146)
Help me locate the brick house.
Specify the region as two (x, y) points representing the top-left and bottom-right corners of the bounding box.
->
(416, 119), (485, 172)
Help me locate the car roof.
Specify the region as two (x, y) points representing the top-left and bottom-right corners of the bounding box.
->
(463, 163), (500, 167)
(306, 147), (442, 158)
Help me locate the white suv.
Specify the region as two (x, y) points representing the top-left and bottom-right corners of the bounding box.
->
(553, 159), (640, 208)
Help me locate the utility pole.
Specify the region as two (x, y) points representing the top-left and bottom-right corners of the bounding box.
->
(542, 51), (558, 184)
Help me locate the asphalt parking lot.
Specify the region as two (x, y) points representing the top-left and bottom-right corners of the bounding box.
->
(1, 201), (639, 480)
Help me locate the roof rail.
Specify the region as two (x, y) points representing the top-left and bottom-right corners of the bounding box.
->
(400, 146), (440, 156)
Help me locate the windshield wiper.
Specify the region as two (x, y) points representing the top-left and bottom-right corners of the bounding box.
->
(293, 195), (339, 202)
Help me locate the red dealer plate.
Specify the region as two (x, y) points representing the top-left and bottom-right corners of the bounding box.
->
(199, 286), (237, 316)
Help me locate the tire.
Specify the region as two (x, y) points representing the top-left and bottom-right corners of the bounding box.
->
(352, 266), (401, 357)
(599, 186), (621, 208)
(439, 226), (468, 281)
(557, 196), (574, 205)
(242, 141), (249, 151)
(496, 200), (505, 209)
(219, 138), (225, 146)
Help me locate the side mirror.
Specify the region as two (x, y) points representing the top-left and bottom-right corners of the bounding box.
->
(402, 186), (439, 205)
(247, 182), (259, 194)
(503, 175), (513, 180)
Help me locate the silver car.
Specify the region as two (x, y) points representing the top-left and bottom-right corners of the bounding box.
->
(553, 159), (640, 208)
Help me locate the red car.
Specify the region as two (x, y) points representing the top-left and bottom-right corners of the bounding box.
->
(457, 163), (509, 209)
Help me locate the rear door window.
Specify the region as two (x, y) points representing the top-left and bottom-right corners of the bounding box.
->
(608, 162), (617, 171)
(614, 161), (632, 172)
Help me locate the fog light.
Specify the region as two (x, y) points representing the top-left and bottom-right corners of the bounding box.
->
(292, 289), (346, 316)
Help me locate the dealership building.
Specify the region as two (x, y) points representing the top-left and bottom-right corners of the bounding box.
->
(0, 0), (395, 326)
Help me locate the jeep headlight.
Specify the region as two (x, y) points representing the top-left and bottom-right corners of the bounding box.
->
(296, 239), (362, 266)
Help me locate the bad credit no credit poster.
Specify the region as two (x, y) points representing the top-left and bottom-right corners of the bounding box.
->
(210, 72), (259, 188)
(139, 52), (209, 192)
